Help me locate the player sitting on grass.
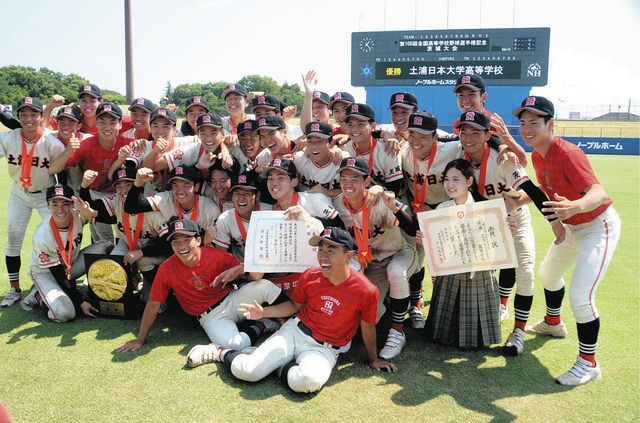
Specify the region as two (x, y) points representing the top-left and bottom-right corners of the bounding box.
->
(187, 227), (396, 394)
(117, 219), (288, 356)
(0, 97), (65, 307)
(21, 184), (99, 322)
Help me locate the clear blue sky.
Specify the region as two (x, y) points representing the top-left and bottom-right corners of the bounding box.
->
(2, 0), (639, 116)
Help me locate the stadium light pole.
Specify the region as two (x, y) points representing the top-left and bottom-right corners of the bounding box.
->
(124, 0), (134, 103)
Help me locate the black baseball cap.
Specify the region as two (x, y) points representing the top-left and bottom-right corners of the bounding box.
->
(251, 95), (280, 112)
(185, 96), (210, 112)
(111, 167), (136, 185)
(78, 83), (102, 99)
(230, 171), (258, 192)
(389, 92), (418, 109)
(169, 165), (200, 183)
(129, 97), (157, 114)
(255, 115), (286, 133)
(237, 119), (258, 135)
(56, 105), (82, 122)
(344, 103), (375, 122)
(513, 96), (555, 118)
(304, 121), (332, 139)
(16, 97), (44, 113)
(96, 102), (123, 120)
(309, 227), (356, 251)
(454, 74), (486, 92)
(329, 92), (355, 109)
(221, 82), (248, 99)
(46, 184), (74, 202)
(266, 158), (297, 178)
(196, 113), (223, 129)
(150, 108), (177, 124)
(408, 112), (438, 135)
(167, 219), (201, 240)
(312, 91), (331, 105)
(337, 156), (369, 176)
(210, 156), (240, 178)
(455, 111), (491, 131)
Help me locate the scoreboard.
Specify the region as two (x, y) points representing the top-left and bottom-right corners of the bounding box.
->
(351, 27), (550, 87)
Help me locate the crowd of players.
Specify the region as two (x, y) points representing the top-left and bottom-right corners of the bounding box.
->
(0, 72), (619, 392)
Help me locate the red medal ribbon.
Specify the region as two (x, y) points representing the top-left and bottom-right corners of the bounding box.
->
(19, 129), (43, 189)
(344, 194), (372, 267)
(123, 212), (144, 251)
(234, 204), (260, 243)
(355, 136), (377, 176)
(274, 192), (299, 211)
(411, 142), (437, 213)
(50, 217), (74, 276)
(175, 195), (199, 222)
(465, 143), (490, 197)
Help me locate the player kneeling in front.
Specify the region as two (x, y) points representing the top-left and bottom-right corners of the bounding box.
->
(22, 184), (99, 322)
(192, 227), (395, 394)
(117, 219), (288, 355)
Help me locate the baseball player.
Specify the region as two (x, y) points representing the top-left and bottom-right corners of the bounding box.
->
(48, 102), (136, 243)
(512, 96), (620, 385)
(121, 97), (156, 140)
(78, 168), (171, 303)
(20, 184), (99, 321)
(155, 113), (232, 173)
(294, 121), (349, 197)
(0, 97), (65, 307)
(212, 171), (272, 262)
(250, 95), (303, 141)
(456, 111), (562, 356)
(50, 105), (91, 193)
(117, 219), (288, 356)
(333, 157), (419, 359)
(123, 108), (196, 194)
(377, 92), (420, 143)
(299, 71), (332, 128)
(341, 103), (404, 196)
(185, 227), (396, 394)
(43, 84), (134, 136)
(124, 165), (219, 239)
(200, 160), (237, 214)
(229, 119), (272, 172)
(220, 83), (255, 139)
(328, 91), (355, 147)
(176, 96), (210, 137)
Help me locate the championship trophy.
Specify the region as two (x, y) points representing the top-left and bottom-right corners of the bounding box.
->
(82, 253), (143, 319)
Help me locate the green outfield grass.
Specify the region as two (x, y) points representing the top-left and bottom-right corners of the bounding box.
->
(0, 155), (638, 422)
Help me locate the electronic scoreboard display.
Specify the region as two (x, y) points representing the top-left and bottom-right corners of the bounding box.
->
(351, 27), (550, 87)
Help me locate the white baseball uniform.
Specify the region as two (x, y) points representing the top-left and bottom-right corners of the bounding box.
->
(273, 191), (339, 221)
(222, 114), (256, 135)
(213, 203), (273, 262)
(147, 191), (220, 232)
(230, 144), (272, 172)
(293, 150), (350, 192)
(342, 138), (403, 187)
(0, 129), (65, 256)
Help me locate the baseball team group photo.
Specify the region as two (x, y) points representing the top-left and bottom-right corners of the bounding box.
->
(0, 0), (638, 422)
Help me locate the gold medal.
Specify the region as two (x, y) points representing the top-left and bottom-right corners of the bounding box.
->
(87, 259), (128, 301)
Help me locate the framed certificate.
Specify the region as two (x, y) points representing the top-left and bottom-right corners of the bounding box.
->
(244, 211), (324, 273)
(417, 199), (518, 276)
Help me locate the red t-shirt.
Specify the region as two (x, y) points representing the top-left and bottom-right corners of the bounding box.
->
(532, 137), (612, 225)
(65, 135), (132, 192)
(452, 109), (497, 135)
(332, 126), (345, 136)
(149, 246), (240, 316)
(51, 115), (134, 136)
(291, 268), (379, 347)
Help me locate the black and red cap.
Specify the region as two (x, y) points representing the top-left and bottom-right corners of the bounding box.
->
(196, 113), (223, 129)
(111, 167), (137, 185)
(389, 92), (418, 109)
(309, 226), (356, 251)
(329, 92), (355, 109)
(56, 105), (82, 122)
(77, 83), (102, 99)
(16, 97), (44, 113)
(266, 158), (297, 178)
(96, 102), (123, 120)
(185, 96), (210, 112)
(304, 121), (332, 139)
(221, 83), (248, 100)
(311, 91), (331, 105)
(46, 184), (74, 202)
(167, 219), (201, 240)
(344, 103), (375, 122)
(255, 115), (286, 133)
(230, 171), (258, 192)
(129, 97), (157, 114)
(407, 112), (438, 135)
(169, 165), (200, 183)
(251, 95), (280, 112)
(513, 96), (555, 118)
(337, 156), (369, 176)
(454, 74), (486, 93)
(237, 119), (258, 135)
(150, 108), (177, 124)
(455, 111), (491, 131)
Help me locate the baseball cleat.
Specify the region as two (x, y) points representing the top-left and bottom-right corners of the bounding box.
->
(499, 304), (509, 323)
(503, 328), (525, 356)
(1, 288), (22, 307)
(186, 343), (222, 368)
(556, 356), (601, 386)
(259, 318), (280, 333)
(20, 287), (40, 311)
(379, 328), (406, 359)
(408, 307), (425, 329)
(525, 319), (568, 338)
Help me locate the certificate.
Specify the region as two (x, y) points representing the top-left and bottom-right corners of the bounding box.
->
(417, 199), (517, 276)
(244, 211), (324, 273)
